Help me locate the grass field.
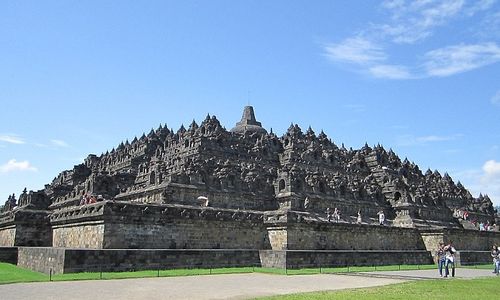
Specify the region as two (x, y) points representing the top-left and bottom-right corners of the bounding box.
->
(0, 262), (493, 285)
(2, 262), (499, 299)
(254, 277), (500, 300)
(0, 263), (259, 284)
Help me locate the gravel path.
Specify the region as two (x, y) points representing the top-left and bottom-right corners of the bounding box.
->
(0, 273), (404, 300)
(0, 269), (495, 300)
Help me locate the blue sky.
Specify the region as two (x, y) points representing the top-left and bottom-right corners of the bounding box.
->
(1, 0), (499, 205)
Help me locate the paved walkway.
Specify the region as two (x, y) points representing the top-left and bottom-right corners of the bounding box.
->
(358, 268), (495, 280)
(0, 269), (496, 300)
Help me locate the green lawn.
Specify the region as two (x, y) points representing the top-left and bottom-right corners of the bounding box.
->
(0, 263), (47, 284)
(0, 262), (494, 285)
(0, 263), (258, 284)
(254, 277), (500, 300)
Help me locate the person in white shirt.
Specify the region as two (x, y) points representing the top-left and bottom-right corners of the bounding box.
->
(444, 241), (456, 278)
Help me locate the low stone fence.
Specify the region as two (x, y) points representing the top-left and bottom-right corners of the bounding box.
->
(0, 246), (18, 264)
(17, 247), (262, 274)
(260, 250), (433, 269)
(459, 251), (495, 265)
(18, 247), (437, 274)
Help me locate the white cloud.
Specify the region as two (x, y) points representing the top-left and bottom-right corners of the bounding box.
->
(0, 159), (37, 173)
(0, 134), (25, 144)
(479, 160), (500, 205)
(416, 135), (458, 143)
(483, 160), (500, 176)
(343, 104), (366, 113)
(453, 160), (500, 206)
(380, 0), (465, 44)
(491, 90), (500, 105)
(467, 0), (497, 16)
(369, 64), (412, 79)
(50, 139), (69, 148)
(397, 134), (462, 146)
(324, 1), (500, 79)
(324, 37), (386, 65)
(424, 43), (500, 76)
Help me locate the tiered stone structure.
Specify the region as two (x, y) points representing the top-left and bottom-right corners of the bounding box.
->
(1, 106), (499, 273)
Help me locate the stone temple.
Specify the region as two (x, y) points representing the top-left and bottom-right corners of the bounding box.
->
(0, 106), (499, 274)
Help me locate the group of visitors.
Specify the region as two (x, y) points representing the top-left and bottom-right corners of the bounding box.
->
(326, 207), (341, 223)
(478, 221), (496, 231)
(79, 194), (104, 205)
(453, 208), (469, 220)
(436, 241), (457, 278)
(325, 208), (385, 225)
(436, 242), (500, 278)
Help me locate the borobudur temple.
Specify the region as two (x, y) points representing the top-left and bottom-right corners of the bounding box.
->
(1, 106), (499, 274)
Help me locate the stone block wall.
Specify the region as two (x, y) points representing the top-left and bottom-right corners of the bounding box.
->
(286, 222), (426, 250)
(0, 210), (52, 247)
(284, 250), (433, 268)
(0, 246), (18, 264)
(104, 219), (268, 249)
(17, 247), (262, 274)
(14, 223), (52, 247)
(458, 251), (493, 265)
(266, 227), (287, 250)
(18, 247), (66, 274)
(52, 222), (105, 248)
(116, 183), (272, 211)
(444, 229), (500, 250)
(420, 229), (500, 253)
(0, 226), (16, 247)
(259, 250), (287, 269)
(50, 201), (269, 250)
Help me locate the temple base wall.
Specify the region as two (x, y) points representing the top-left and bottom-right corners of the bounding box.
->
(53, 221), (105, 248)
(50, 202), (269, 250)
(286, 222), (426, 250)
(420, 229), (500, 253)
(260, 250), (433, 269)
(17, 247), (262, 274)
(0, 215), (52, 247)
(18, 247), (66, 274)
(0, 246), (18, 264)
(0, 226), (16, 247)
(104, 219), (268, 249)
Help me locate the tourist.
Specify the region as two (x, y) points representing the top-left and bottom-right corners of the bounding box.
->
(303, 197), (310, 209)
(444, 241), (456, 278)
(333, 207), (340, 222)
(88, 195), (97, 204)
(79, 195), (85, 206)
(491, 245), (499, 275)
(479, 222), (484, 231)
(436, 242), (446, 277)
(357, 210), (362, 224)
(326, 207), (332, 222)
(377, 210), (385, 225)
